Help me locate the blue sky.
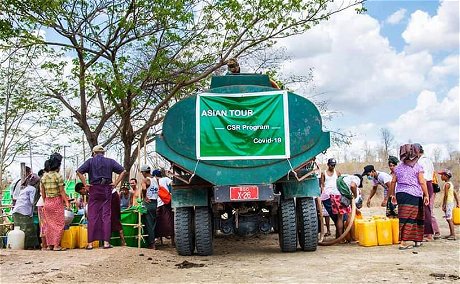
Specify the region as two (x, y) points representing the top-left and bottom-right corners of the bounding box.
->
(278, 0), (459, 162)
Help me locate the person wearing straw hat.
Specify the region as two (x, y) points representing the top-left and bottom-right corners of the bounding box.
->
(76, 145), (126, 249)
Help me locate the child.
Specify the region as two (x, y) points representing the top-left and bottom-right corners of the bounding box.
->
(439, 169), (459, 240)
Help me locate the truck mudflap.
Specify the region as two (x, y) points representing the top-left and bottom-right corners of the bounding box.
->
(212, 184), (274, 203)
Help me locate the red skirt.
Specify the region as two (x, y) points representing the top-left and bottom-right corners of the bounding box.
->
(43, 196), (65, 246)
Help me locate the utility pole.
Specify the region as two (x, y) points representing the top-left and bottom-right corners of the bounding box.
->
(29, 138), (33, 171)
(82, 134), (86, 161)
(63, 145), (69, 180)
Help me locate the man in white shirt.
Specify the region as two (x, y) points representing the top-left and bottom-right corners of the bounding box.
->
(362, 165), (392, 205)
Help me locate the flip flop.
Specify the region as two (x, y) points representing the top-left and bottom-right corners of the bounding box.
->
(446, 236), (456, 241)
(85, 246), (93, 250)
(103, 245), (113, 249)
(398, 245), (413, 250)
(414, 242), (423, 247)
(442, 235), (455, 239)
(53, 247), (67, 251)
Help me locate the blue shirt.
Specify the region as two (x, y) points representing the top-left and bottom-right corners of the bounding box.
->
(77, 154), (124, 184)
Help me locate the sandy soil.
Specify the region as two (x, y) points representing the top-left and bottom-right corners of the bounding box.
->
(1, 207), (459, 284)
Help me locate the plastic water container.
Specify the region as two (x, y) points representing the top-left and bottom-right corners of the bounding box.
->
(78, 225), (99, 248)
(375, 218), (392, 245)
(61, 226), (80, 249)
(70, 226), (79, 248)
(7, 226), (25, 250)
(358, 219), (378, 247)
(372, 215), (386, 220)
(390, 218), (399, 244)
(453, 208), (460, 225)
(354, 219), (364, 241)
(61, 228), (76, 249)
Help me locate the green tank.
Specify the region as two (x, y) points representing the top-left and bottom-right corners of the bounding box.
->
(155, 74), (330, 255)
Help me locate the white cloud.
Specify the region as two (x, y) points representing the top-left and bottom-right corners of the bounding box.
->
(402, 0), (459, 53)
(386, 8), (407, 24)
(427, 54), (459, 89)
(388, 87), (459, 148)
(278, 8), (434, 110)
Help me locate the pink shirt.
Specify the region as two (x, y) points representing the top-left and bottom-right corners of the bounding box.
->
(394, 163), (424, 197)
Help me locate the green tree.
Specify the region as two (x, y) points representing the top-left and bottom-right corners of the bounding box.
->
(1, 0), (365, 172)
(0, 44), (60, 197)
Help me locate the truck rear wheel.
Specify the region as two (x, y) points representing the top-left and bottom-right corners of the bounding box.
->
(279, 198), (297, 252)
(297, 197), (318, 251)
(175, 207), (195, 256)
(195, 206), (213, 256)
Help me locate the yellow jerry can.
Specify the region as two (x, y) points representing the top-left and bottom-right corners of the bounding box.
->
(353, 219), (364, 241)
(77, 225), (99, 248)
(358, 219), (378, 247)
(61, 228), (76, 249)
(390, 218), (399, 244)
(372, 215), (385, 220)
(375, 218), (392, 246)
(453, 207), (460, 225)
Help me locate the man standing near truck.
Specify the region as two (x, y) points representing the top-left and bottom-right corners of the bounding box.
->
(320, 158), (341, 237)
(76, 145), (126, 249)
(140, 165), (158, 249)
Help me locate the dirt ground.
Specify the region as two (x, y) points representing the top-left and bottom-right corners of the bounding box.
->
(1, 207), (459, 284)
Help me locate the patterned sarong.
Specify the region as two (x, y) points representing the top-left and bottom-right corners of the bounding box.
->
(37, 206), (46, 237)
(43, 196), (64, 246)
(396, 192), (424, 242)
(155, 203), (174, 238)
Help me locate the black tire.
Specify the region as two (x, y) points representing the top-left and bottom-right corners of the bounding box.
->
(195, 206), (213, 256)
(175, 207), (195, 256)
(278, 198), (297, 252)
(297, 197), (318, 251)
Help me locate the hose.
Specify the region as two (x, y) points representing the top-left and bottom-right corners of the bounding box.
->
(318, 197), (357, 246)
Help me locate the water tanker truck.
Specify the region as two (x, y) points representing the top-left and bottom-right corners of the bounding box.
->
(155, 74), (330, 255)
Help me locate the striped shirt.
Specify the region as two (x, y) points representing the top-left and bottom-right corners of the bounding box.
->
(41, 171), (64, 197)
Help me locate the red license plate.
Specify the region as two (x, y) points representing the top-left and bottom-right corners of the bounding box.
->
(230, 186), (259, 200)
